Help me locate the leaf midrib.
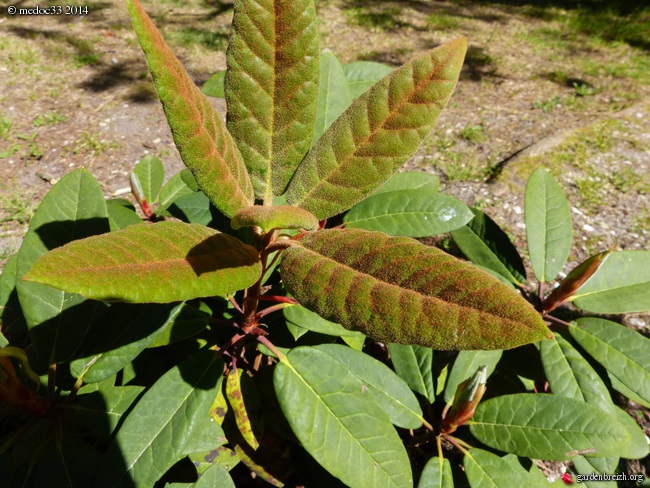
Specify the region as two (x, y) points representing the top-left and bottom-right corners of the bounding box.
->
(293, 44), (459, 207)
(280, 357), (402, 487)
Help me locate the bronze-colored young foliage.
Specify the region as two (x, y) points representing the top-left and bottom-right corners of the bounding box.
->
(281, 229), (551, 350)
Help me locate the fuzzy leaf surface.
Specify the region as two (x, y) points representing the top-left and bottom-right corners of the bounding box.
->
(344, 189), (473, 237)
(571, 251), (650, 313)
(127, 0), (253, 217)
(281, 229), (550, 350)
(418, 457), (453, 488)
(313, 50), (354, 144)
(273, 346), (412, 487)
(443, 350), (502, 403)
(25, 221), (261, 303)
(97, 349), (224, 488)
(315, 344), (424, 429)
(343, 61), (394, 98)
(231, 205), (319, 232)
(287, 38), (467, 219)
(15, 169), (110, 363)
(225, 0), (320, 200)
(388, 343), (435, 402)
(451, 208), (526, 285)
(525, 168), (572, 282)
(470, 394), (630, 460)
(569, 317), (650, 406)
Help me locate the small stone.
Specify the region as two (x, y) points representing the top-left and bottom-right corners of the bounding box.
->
(582, 224), (594, 232)
(513, 205), (522, 214)
(153, 138), (161, 144)
(113, 187), (132, 196)
(516, 223), (526, 229)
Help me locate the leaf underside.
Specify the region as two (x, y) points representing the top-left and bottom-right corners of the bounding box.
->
(225, 0), (320, 201)
(25, 222), (261, 303)
(281, 229), (551, 350)
(286, 38), (467, 220)
(127, 0), (253, 217)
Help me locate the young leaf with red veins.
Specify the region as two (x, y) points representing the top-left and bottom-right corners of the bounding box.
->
(126, 0), (253, 218)
(231, 205), (319, 232)
(280, 229), (551, 350)
(286, 38), (467, 220)
(24, 222), (261, 303)
(225, 0), (320, 202)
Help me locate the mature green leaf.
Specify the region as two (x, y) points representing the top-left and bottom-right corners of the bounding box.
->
(444, 350), (502, 403)
(344, 189), (473, 237)
(133, 155), (164, 204)
(540, 334), (612, 410)
(274, 346), (412, 487)
(571, 251), (650, 313)
(232, 205), (319, 232)
(158, 170), (197, 212)
(540, 334), (646, 461)
(570, 317), (650, 406)
(201, 70), (226, 98)
(71, 386), (145, 439)
(372, 172), (440, 195)
(313, 50), (354, 144)
(0, 253), (26, 341)
(500, 454), (548, 488)
(126, 0), (253, 217)
(609, 377), (650, 408)
(168, 191), (214, 226)
(470, 394), (631, 460)
(97, 348), (223, 488)
(284, 304), (365, 338)
(225, 0), (320, 201)
(388, 343), (435, 402)
(106, 199), (143, 231)
(25, 221), (262, 303)
(612, 406), (649, 459)
(147, 301), (211, 348)
(315, 344), (424, 429)
(343, 61), (394, 98)
(32, 437), (102, 488)
(418, 457), (453, 488)
(194, 463), (235, 488)
(281, 229), (550, 350)
(70, 303), (176, 383)
(16, 169), (110, 363)
(572, 456), (618, 488)
(464, 449), (528, 488)
(451, 208), (526, 285)
(287, 38), (467, 220)
(525, 168), (572, 282)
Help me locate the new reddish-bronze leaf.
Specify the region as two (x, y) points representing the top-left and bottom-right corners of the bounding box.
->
(24, 222), (261, 303)
(286, 38), (467, 220)
(281, 229), (551, 350)
(127, 0), (253, 218)
(226, 0), (320, 202)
